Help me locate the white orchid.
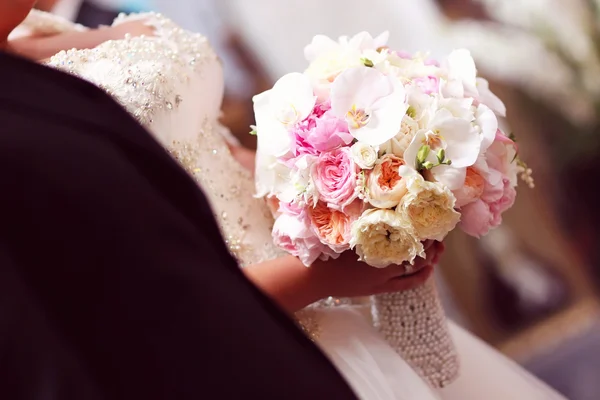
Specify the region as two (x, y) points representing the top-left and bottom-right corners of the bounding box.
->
(331, 67), (407, 146)
(252, 73), (316, 157)
(475, 77), (506, 117)
(254, 149), (292, 198)
(473, 103), (498, 153)
(441, 49), (478, 99)
(404, 108), (481, 190)
(304, 32), (390, 99)
(304, 31), (389, 63)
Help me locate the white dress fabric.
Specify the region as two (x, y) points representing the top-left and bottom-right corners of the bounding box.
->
(21, 10), (567, 400)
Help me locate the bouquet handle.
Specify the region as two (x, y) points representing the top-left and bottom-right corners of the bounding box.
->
(372, 274), (460, 388)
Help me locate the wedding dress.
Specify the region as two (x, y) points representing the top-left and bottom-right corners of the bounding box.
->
(21, 10), (567, 400)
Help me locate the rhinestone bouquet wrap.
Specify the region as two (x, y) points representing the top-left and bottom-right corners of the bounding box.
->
(253, 31), (528, 390)
(373, 277), (459, 388)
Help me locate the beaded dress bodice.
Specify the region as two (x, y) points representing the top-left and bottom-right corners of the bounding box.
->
(39, 11), (284, 267)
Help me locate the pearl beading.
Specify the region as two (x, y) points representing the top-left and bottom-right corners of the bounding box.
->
(372, 276), (460, 388)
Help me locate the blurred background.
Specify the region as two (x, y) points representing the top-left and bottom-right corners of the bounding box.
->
(37, 0), (600, 398)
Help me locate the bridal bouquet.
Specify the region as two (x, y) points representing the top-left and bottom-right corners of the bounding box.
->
(252, 32), (531, 388)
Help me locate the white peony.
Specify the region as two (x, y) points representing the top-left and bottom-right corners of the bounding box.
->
(331, 67), (407, 146)
(252, 73), (316, 157)
(397, 170), (461, 242)
(350, 209), (425, 268)
(350, 142), (378, 169)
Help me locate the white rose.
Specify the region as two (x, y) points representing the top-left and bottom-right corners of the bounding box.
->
(397, 173), (461, 241)
(351, 142), (378, 169)
(350, 209), (424, 268)
(367, 154), (408, 209)
(380, 115), (419, 157)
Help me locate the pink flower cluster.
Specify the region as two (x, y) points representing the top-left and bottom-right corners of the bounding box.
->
(274, 104), (363, 265)
(456, 131), (518, 238)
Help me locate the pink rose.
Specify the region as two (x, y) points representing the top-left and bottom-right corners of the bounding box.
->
(272, 210), (337, 266)
(459, 176), (516, 238)
(413, 76), (440, 95)
(290, 102), (352, 156)
(313, 147), (359, 210)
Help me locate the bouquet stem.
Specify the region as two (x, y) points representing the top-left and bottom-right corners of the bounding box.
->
(372, 274), (459, 388)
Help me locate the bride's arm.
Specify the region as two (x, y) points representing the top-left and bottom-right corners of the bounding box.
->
(7, 20), (155, 61)
(243, 256), (326, 313)
(244, 243), (441, 313)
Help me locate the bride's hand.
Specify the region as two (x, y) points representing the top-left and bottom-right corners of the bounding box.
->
(244, 241), (444, 313)
(311, 240), (443, 299)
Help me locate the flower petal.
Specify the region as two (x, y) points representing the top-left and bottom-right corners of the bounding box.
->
(304, 35), (340, 62)
(270, 72), (316, 124)
(436, 117), (481, 168)
(403, 130), (427, 170)
(476, 78), (506, 117)
(475, 104), (498, 153)
(432, 165), (467, 190)
(253, 90), (292, 156)
(331, 67), (394, 114)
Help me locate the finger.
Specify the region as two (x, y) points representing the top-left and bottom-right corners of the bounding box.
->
(431, 241), (445, 265)
(380, 265), (434, 293)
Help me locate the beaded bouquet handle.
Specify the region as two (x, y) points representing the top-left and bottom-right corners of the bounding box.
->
(372, 275), (459, 388)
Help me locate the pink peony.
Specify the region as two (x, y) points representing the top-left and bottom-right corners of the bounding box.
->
(459, 176), (516, 238)
(290, 102), (352, 156)
(272, 210), (337, 266)
(313, 147), (359, 210)
(413, 75), (440, 95)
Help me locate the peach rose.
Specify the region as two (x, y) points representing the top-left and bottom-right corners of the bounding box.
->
(309, 200), (363, 253)
(367, 154), (408, 208)
(452, 167), (485, 207)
